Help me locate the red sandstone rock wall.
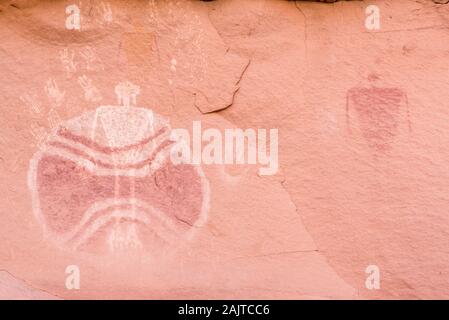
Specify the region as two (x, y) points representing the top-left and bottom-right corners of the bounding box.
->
(0, 0), (449, 299)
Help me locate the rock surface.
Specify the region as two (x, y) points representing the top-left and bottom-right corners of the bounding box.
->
(0, 0), (448, 299)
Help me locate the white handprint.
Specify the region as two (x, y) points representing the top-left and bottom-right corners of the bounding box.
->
(45, 79), (65, 108)
(99, 2), (113, 24)
(20, 93), (41, 114)
(79, 46), (103, 71)
(59, 48), (77, 77)
(78, 75), (102, 102)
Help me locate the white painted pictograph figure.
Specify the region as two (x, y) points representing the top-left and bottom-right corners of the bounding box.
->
(59, 48), (77, 77)
(114, 81), (140, 107)
(99, 2), (113, 25)
(79, 46), (103, 71)
(45, 79), (65, 109)
(146, 1), (207, 82)
(28, 82), (210, 254)
(20, 93), (41, 114)
(78, 75), (102, 102)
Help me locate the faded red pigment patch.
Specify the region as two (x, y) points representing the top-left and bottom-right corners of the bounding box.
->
(36, 157), (203, 254)
(346, 87), (409, 152)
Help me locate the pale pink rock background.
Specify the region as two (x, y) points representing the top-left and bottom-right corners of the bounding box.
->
(0, 0), (449, 299)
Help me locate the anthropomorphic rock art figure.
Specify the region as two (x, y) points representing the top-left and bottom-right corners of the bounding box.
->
(28, 82), (209, 254)
(346, 86), (410, 152)
(114, 81), (141, 107)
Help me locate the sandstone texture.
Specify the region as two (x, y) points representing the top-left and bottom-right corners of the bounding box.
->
(0, 0), (449, 299)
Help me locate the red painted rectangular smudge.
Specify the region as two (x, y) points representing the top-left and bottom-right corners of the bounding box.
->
(346, 87), (410, 152)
